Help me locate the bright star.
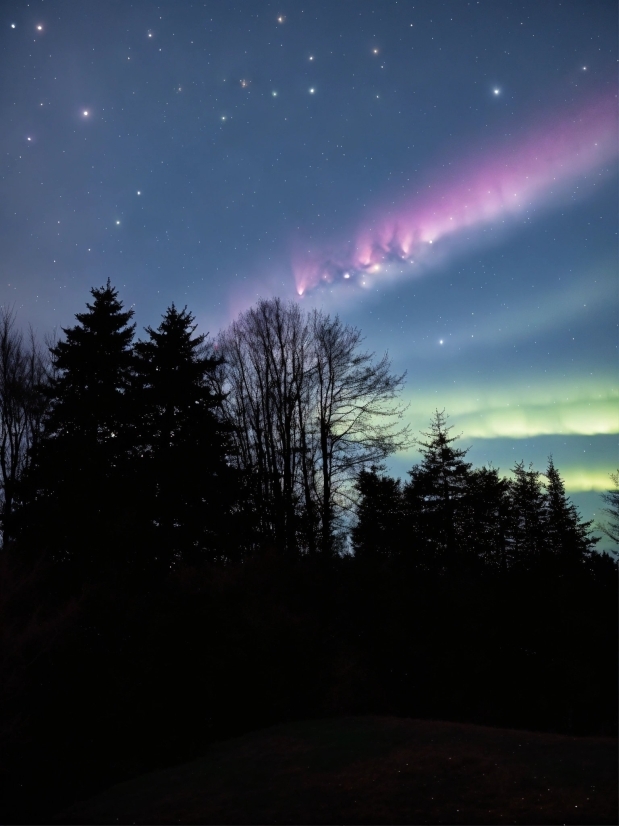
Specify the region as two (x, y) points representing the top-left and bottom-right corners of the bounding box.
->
(439, 340), (444, 345)
(27, 137), (32, 141)
(493, 88), (500, 95)
(272, 90), (278, 96)
(10, 23), (16, 28)
(36, 25), (43, 31)
(115, 220), (120, 225)
(309, 55), (314, 61)
(373, 48), (379, 54)
(343, 273), (350, 279)
(83, 110), (89, 116)
(277, 15), (285, 23)
(137, 191), (141, 195)
(309, 88), (315, 94)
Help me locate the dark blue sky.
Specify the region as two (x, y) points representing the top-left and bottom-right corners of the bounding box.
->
(1, 0), (617, 540)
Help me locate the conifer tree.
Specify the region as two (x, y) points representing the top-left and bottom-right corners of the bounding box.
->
(464, 466), (511, 571)
(133, 305), (234, 568)
(543, 456), (598, 564)
(508, 461), (546, 568)
(18, 282), (135, 574)
(597, 470), (619, 547)
(404, 410), (471, 566)
(352, 466), (404, 561)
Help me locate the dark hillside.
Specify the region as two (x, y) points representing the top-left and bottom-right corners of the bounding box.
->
(58, 716), (618, 825)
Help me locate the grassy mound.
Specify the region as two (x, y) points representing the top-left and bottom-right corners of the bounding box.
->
(57, 716), (617, 824)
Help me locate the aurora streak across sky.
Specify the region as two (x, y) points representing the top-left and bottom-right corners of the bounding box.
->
(293, 96), (618, 296)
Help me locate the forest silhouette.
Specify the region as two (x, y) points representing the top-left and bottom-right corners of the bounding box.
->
(0, 283), (616, 822)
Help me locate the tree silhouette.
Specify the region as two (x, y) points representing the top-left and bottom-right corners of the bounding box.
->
(0, 308), (48, 548)
(404, 410), (471, 568)
(133, 304), (234, 568)
(464, 465), (511, 571)
(18, 282), (135, 576)
(352, 466), (404, 562)
(543, 456), (598, 565)
(507, 461), (547, 569)
(596, 470), (619, 548)
(216, 299), (409, 555)
(309, 311), (409, 553)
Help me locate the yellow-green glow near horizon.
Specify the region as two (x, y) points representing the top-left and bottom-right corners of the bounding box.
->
(454, 397), (618, 439)
(402, 375), (618, 440)
(559, 468), (616, 493)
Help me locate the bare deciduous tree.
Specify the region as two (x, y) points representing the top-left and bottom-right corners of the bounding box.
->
(215, 299), (409, 554)
(0, 307), (48, 547)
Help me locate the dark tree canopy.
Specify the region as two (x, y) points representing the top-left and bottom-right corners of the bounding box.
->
(404, 410), (472, 567)
(354, 412), (600, 576)
(597, 470), (619, 547)
(215, 298), (409, 555)
(132, 304), (236, 569)
(18, 282), (136, 574)
(1, 288), (616, 825)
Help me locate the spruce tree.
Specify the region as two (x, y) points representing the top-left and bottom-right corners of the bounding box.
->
(19, 282), (135, 575)
(508, 461), (546, 569)
(464, 466), (511, 571)
(543, 456), (598, 565)
(133, 305), (234, 568)
(404, 410), (471, 567)
(352, 466), (404, 562)
(597, 471), (619, 546)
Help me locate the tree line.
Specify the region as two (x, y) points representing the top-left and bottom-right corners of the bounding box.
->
(353, 411), (600, 574)
(0, 283), (616, 822)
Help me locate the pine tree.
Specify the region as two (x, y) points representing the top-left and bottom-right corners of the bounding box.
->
(404, 410), (471, 568)
(464, 466), (511, 571)
(133, 305), (235, 568)
(352, 466), (404, 562)
(543, 456), (598, 565)
(18, 282), (135, 575)
(507, 461), (546, 569)
(597, 470), (619, 547)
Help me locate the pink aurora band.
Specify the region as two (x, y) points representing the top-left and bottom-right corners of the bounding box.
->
(293, 96), (617, 295)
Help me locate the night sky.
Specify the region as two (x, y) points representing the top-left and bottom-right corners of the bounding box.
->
(1, 1), (617, 541)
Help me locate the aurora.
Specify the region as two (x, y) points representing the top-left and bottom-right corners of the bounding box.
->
(293, 96), (617, 295)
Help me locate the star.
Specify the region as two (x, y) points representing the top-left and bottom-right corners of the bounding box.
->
(439, 339), (444, 345)
(493, 88), (500, 95)
(36, 25), (43, 31)
(309, 88), (315, 94)
(83, 110), (89, 116)
(137, 191), (141, 195)
(271, 91), (278, 97)
(309, 55), (314, 61)
(277, 15), (285, 23)
(10, 23), (16, 28)
(116, 220), (121, 225)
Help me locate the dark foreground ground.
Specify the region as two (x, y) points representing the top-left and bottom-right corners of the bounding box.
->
(57, 716), (617, 825)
